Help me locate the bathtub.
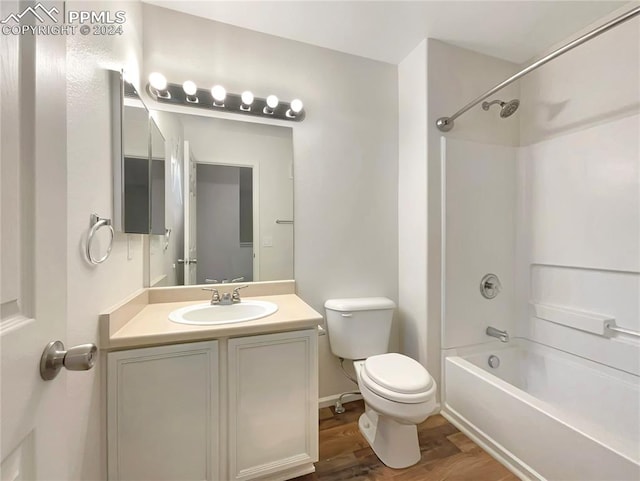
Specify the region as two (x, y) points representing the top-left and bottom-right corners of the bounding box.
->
(442, 339), (640, 481)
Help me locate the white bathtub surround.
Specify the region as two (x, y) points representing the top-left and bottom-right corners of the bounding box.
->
(442, 50), (640, 474)
(442, 340), (639, 481)
(518, 115), (640, 373)
(440, 137), (517, 349)
(518, 115), (639, 273)
(440, 122), (640, 478)
(439, 8), (639, 480)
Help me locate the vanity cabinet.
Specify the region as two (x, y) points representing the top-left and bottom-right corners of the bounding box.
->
(107, 340), (220, 481)
(228, 330), (318, 480)
(107, 329), (318, 481)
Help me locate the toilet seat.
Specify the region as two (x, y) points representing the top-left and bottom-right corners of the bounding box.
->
(360, 353), (434, 404)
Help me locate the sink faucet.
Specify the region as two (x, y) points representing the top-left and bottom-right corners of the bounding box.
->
(486, 326), (509, 343)
(205, 285), (249, 305)
(231, 285), (248, 303)
(202, 288), (220, 305)
(205, 277), (244, 284)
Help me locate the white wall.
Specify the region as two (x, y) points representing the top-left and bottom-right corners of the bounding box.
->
(398, 40), (428, 366)
(142, 4), (399, 399)
(518, 10), (640, 374)
(66, 1), (143, 479)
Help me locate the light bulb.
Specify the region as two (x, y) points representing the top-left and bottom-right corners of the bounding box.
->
(290, 99), (303, 113)
(183, 80), (197, 96)
(266, 95), (279, 109)
(211, 85), (226, 103)
(241, 91), (254, 106)
(149, 72), (167, 91)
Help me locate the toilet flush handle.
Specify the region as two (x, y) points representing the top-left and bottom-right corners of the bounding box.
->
(341, 312), (353, 318)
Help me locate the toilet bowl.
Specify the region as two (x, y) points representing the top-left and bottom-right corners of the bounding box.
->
(354, 353), (437, 469)
(324, 297), (437, 469)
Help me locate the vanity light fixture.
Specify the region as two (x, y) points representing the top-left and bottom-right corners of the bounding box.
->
(148, 72), (170, 99)
(240, 91), (254, 111)
(287, 99), (304, 118)
(145, 74), (305, 122)
(264, 95), (279, 115)
(211, 85), (226, 107)
(182, 80), (199, 103)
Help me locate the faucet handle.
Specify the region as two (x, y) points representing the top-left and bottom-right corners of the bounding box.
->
(205, 278), (218, 284)
(231, 276), (245, 283)
(202, 288), (220, 304)
(480, 273), (502, 299)
(231, 285), (249, 302)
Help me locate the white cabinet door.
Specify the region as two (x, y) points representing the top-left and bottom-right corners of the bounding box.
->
(107, 341), (219, 481)
(228, 330), (318, 480)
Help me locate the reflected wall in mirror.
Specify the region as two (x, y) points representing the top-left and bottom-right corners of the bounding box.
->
(122, 104), (150, 233)
(147, 117), (170, 287)
(144, 112), (294, 287)
(150, 118), (166, 235)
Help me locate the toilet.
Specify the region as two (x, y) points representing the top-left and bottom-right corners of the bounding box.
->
(324, 297), (437, 469)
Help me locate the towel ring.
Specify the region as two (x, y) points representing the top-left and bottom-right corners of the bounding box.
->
(86, 214), (114, 265)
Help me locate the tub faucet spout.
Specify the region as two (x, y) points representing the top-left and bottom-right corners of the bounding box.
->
(486, 326), (509, 343)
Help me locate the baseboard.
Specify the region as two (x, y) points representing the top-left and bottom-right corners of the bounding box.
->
(262, 463), (315, 480)
(318, 397), (440, 412)
(318, 392), (363, 409)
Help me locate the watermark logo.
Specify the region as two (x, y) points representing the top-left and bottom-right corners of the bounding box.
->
(1, 4), (125, 36)
(0, 3), (59, 24)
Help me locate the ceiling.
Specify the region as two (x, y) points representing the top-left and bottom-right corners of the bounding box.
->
(142, 1), (630, 65)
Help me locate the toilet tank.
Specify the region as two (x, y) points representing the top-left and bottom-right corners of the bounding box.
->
(324, 297), (396, 360)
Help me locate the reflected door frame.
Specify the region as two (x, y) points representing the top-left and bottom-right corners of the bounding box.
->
(183, 141), (197, 285)
(189, 156), (260, 283)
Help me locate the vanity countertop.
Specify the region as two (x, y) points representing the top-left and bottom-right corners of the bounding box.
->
(100, 282), (323, 350)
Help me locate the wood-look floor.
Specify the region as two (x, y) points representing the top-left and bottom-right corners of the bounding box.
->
(293, 400), (519, 481)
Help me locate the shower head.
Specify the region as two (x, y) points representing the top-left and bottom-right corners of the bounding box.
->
(481, 99), (520, 118)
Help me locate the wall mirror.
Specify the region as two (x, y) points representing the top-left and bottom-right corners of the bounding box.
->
(110, 70), (167, 235)
(145, 110), (294, 287)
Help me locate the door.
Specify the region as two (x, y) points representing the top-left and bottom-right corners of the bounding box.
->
(195, 164), (259, 284)
(1, 2), (70, 478)
(183, 141), (198, 284)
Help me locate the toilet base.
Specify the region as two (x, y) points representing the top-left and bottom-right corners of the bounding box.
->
(358, 410), (421, 469)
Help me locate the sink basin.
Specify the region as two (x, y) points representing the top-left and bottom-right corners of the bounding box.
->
(169, 300), (278, 326)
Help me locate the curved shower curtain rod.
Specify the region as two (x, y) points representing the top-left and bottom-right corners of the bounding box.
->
(435, 5), (640, 132)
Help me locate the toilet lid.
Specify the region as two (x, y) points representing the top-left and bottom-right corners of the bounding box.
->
(364, 353), (433, 394)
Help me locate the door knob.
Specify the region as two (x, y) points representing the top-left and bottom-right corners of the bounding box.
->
(177, 258), (197, 265)
(40, 341), (98, 381)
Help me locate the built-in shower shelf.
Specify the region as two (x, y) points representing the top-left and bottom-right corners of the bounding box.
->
(532, 303), (615, 337)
